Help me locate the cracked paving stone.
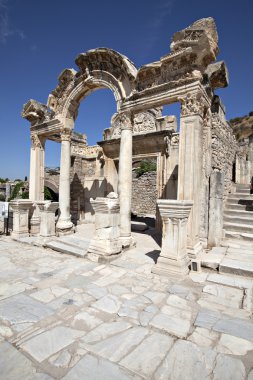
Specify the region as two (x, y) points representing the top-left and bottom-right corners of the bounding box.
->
(62, 353), (141, 380)
(19, 326), (85, 363)
(216, 333), (253, 355)
(150, 312), (191, 339)
(120, 332), (174, 378)
(154, 340), (217, 380)
(213, 353), (246, 380)
(92, 295), (121, 314)
(81, 321), (132, 344)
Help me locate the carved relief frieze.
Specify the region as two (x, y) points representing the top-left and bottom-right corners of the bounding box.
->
(179, 92), (209, 118)
(22, 100), (54, 126)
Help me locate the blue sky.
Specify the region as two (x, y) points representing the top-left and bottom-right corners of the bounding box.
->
(0, 0), (252, 179)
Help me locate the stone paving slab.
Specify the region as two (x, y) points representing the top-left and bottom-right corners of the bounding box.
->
(0, 233), (253, 379)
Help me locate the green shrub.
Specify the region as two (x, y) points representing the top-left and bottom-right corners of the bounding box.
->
(9, 182), (24, 201)
(135, 160), (157, 178)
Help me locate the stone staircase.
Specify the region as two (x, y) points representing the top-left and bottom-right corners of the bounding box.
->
(222, 183), (253, 247)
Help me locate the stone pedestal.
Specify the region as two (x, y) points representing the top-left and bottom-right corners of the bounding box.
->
(88, 193), (122, 262)
(10, 200), (33, 239)
(152, 200), (193, 277)
(37, 201), (59, 237)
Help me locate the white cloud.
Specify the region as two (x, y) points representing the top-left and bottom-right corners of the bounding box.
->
(0, 0), (25, 43)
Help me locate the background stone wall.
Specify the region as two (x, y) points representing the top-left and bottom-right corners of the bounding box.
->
(211, 114), (237, 196)
(131, 172), (157, 216)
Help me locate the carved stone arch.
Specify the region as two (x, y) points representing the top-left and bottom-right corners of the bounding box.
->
(47, 48), (137, 125)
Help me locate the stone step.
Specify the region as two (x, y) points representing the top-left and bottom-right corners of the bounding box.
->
(223, 215), (253, 226)
(223, 222), (253, 234)
(224, 209), (253, 218)
(225, 203), (253, 211)
(226, 197), (253, 205)
(236, 184), (250, 189)
(45, 240), (88, 258)
(219, 258), (253, 277)
(222, 230), (253, 242)
(235, 188), (251, 194)
(227, 193), (253, 200)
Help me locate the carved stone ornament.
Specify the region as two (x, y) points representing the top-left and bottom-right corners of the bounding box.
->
(118, 112), (133, 131)
(179, 92), (207, 117)
(60, 128), (72, 142)
(22, 99), (54, 125)
(31, 133), (43, 149)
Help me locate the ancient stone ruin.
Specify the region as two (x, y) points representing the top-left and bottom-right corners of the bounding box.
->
(17, 17), (252, 275)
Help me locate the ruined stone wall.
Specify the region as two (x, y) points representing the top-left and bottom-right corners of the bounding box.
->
(132, 172), (157, 216)
(211, 114), (237, 196)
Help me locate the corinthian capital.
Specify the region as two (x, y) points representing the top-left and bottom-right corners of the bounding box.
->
(118, 112), (133, 131)
(179, 92), (209, 118)
(31, 133), (44, 149)
(61, 128), (72, 142)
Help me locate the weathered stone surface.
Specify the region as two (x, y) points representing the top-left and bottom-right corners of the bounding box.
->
(0, 294), (54, 331)
(194, 309), (220, 329)
(216, 333), (253, 355)
(84, 326), (149, 362)
(213, 317), (253, 342)
(0, 341), (36, 380)
(30, 286), (69, 303)
(154, 340), (216, 380)
(213, 354), (246, 380)
(81, 321), (132, 344)
(62, 354), (139, 380)
(20, 326), (84, 362)
(188, 327), (219, 348)
(150, 312), (191, 338)
(120, 332), (173, 377)
(92, 295), (121, 314)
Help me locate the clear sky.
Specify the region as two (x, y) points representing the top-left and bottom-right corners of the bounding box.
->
(0, 0), (252, 179)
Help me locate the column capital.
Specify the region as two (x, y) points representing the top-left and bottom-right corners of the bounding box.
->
(179, 91), (210, 118)
(60, 127), (72, 142)
(31, 133), (44, 149)
(118, 112), (133, 131)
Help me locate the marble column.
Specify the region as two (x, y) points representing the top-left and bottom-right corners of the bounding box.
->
(118, 112), (134, 248)
(249, 134), (253, 178)
(152, 200), (193, 277)
(29, 133), (45, 235)
(37, 201), (59, 237)
(177, 92), (207, 258)
(10, 200), (33, 238)
(56, 128), (73, 234)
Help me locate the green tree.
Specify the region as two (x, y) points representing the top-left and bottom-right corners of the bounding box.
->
(135, 160), (157, 178)
(9, 182), (24, 201)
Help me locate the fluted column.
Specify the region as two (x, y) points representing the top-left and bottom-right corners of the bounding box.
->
(178, 91), (208, 258)
(118, 112), (134, 248)
(29, 133), (45, 201)
(56, 127), (73, 234)
(29, 133), (45, 235)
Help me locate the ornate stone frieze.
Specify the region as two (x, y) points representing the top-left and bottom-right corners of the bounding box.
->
(171, 133), (180, 145)
(22, 99), (54, 126)
(71, 144), (102, 158)
(179, 92), (208, 118)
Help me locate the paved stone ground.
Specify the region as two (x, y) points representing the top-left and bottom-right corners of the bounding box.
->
(0, 229), (253, 379)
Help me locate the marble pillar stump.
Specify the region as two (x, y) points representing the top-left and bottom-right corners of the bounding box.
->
(10, 200), (33, 239)
(37, 201), (59, 237)
(88, 192), (122, 262)
(30, 204), (41, 236)
(152, 199), (193, 277)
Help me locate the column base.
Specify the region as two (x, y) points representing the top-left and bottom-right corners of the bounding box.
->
(120, 235), (136, 250)
(88, 238), (122, 257)
(56, 219), (74, 236)
(152, 255), (190, 278)
(11, 232), (30, 240)
(187, 240), (203, 259)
